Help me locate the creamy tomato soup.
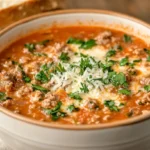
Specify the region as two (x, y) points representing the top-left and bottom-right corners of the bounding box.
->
(0, 26), (150, 124)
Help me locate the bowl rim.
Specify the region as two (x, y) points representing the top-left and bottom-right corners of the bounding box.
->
(0, 9), (150, 130)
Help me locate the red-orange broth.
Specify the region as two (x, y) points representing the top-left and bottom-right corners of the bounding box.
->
(0, 26), (150, 124)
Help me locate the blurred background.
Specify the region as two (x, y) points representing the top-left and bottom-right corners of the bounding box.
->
(0, 0), (150, 30)
(65, 0), (150, 23)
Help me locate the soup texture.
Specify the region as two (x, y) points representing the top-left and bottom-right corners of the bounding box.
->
(0, 26), (150, 125)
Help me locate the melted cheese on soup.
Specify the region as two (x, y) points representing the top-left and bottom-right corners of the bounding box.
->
(0, 26), (150, 124)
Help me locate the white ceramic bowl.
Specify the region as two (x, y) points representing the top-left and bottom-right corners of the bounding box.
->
(0, 9), (150, 150)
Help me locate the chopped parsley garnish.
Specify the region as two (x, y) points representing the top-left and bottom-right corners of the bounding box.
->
(22, 75), (31, 83)
(24, 43), (36, 52)
(68, 92), (82, 101)
(32, 84), (49, 93)
(12, 62), (30, 82)
(129, 59), (142, 68)
(80, 83), (89, 93)
(80, 53), (88, 58)
(80, 39), (97, 49)
(104, 100), (120, 112)
(119, 57), (141, 67)
(67, 37), (83, 45)
(74, 52), (78, 55)
(120, 57), (129, 66)
(133, 59), (141, 63)
(35, 70), (49, 83)
(123, 34), (132, 43)
(144, 48), (150, 62)
(111, 72), (128, 87)
(18, 64), (31, 83)
(119, 103), (126, 107)
(106, 49), (116, 57)
(67, 37), (96, 49)
(12, 60), (19, 65)
(102, 71), (127, 86)
(138, 101), (145, 105)
(118, 89), (131, 95)
(0, 92), (11, 102)
(59, 52), (70, 62)
(38, 39), (50, 46)
(147, 56), (150, 62)
(25, 39), (50, 54)
(0, 92), (6, 101)
(144, 85), (150, 92)
(41, 64), (49, 72)
(67, 104), (79, 112)
(117, 45), (123, 51)
(80, 57), (93, 75)
(100, 71), (115, 85)
(44, 101), (66, 120)
(20, 69), (31, 83)
(55, 63), (66, 73)
(128, 63), (134, 68)
(144, 48), (150, 55)
(98, 61), (113, 72)
(105, 60), (117, 67)
(41, 63), (53, 73)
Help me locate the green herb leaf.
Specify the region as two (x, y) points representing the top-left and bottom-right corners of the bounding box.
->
(144, 48), (150, 55)
(12, 61), (19, 65)
(147, 56), (150, 62)
(38, 39), (50, 46)
(133, 59), (142, 63)
(0, 92), (6, 101)
(13, 62), (31, 83)
(55, 63), (66, 73)
(129, 59), (142, 68)
(32, 84), (49, 93)
(105, 60), (117, 67)
(80, 39), (97, 49)
(0, 92), (11, 102)
(67, 37), (83, 45)
(18, 65), (31, 83)
(80, 83), (89, 93)
(120, 57), (129, 66)
(123, 34), (132, 43)
(44, 101), (66, 120)
(144, 85), (150, 92)
(41, 63), (53, 73)
(22, 72), (31, 83)
(111, 72), (127, 87)
(23, 75), (31, 83)
(104, 100), (120, 112)
(67, 37), (96, 49)
(106, 49), (116, 57)
(98, 61), (112, 72)
(59, 52), (70, 62)
(80, 53), (88, 58)
(119, 103), (126, 107)
(25, 40), (49, 54)
(79, 57), (93, 75)
(67, 104), (79, 112)
(24, 43), (36, 52)
(68, 92), (82, 101)
(117, 45), (123, 51)
(35, 70), (49, 83)
(44, 101), (62, 115)
(118, 89), (131, 95)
